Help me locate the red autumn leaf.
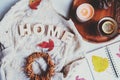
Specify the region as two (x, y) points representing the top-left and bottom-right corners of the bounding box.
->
(29, 0), (41, 9)
(116, 47), (120, 58)
(48, 39), (54, 51)
(116, 53), (120, 58)
(37, 41), (49, 48)
(76, 76), (86, 80)
(37, 39), (54, 51)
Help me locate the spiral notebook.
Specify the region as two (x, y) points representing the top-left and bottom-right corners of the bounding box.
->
(85, 40), (120, 80)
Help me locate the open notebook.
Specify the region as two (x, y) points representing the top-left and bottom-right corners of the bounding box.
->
(85, 40), (120, 80)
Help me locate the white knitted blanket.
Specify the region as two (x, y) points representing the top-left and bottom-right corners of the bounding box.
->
(0, 0), (85, 80)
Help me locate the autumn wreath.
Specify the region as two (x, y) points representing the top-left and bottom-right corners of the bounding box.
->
(25, 52), (55, 80)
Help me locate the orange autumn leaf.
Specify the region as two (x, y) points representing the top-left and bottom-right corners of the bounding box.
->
(29, 0), (41, 9)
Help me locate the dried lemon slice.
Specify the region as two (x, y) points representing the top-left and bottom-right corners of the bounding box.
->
(102, 21), (115, 34)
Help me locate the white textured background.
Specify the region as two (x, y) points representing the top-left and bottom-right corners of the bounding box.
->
(0, 0), (19, 20)
(0, 0), (73, 20)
